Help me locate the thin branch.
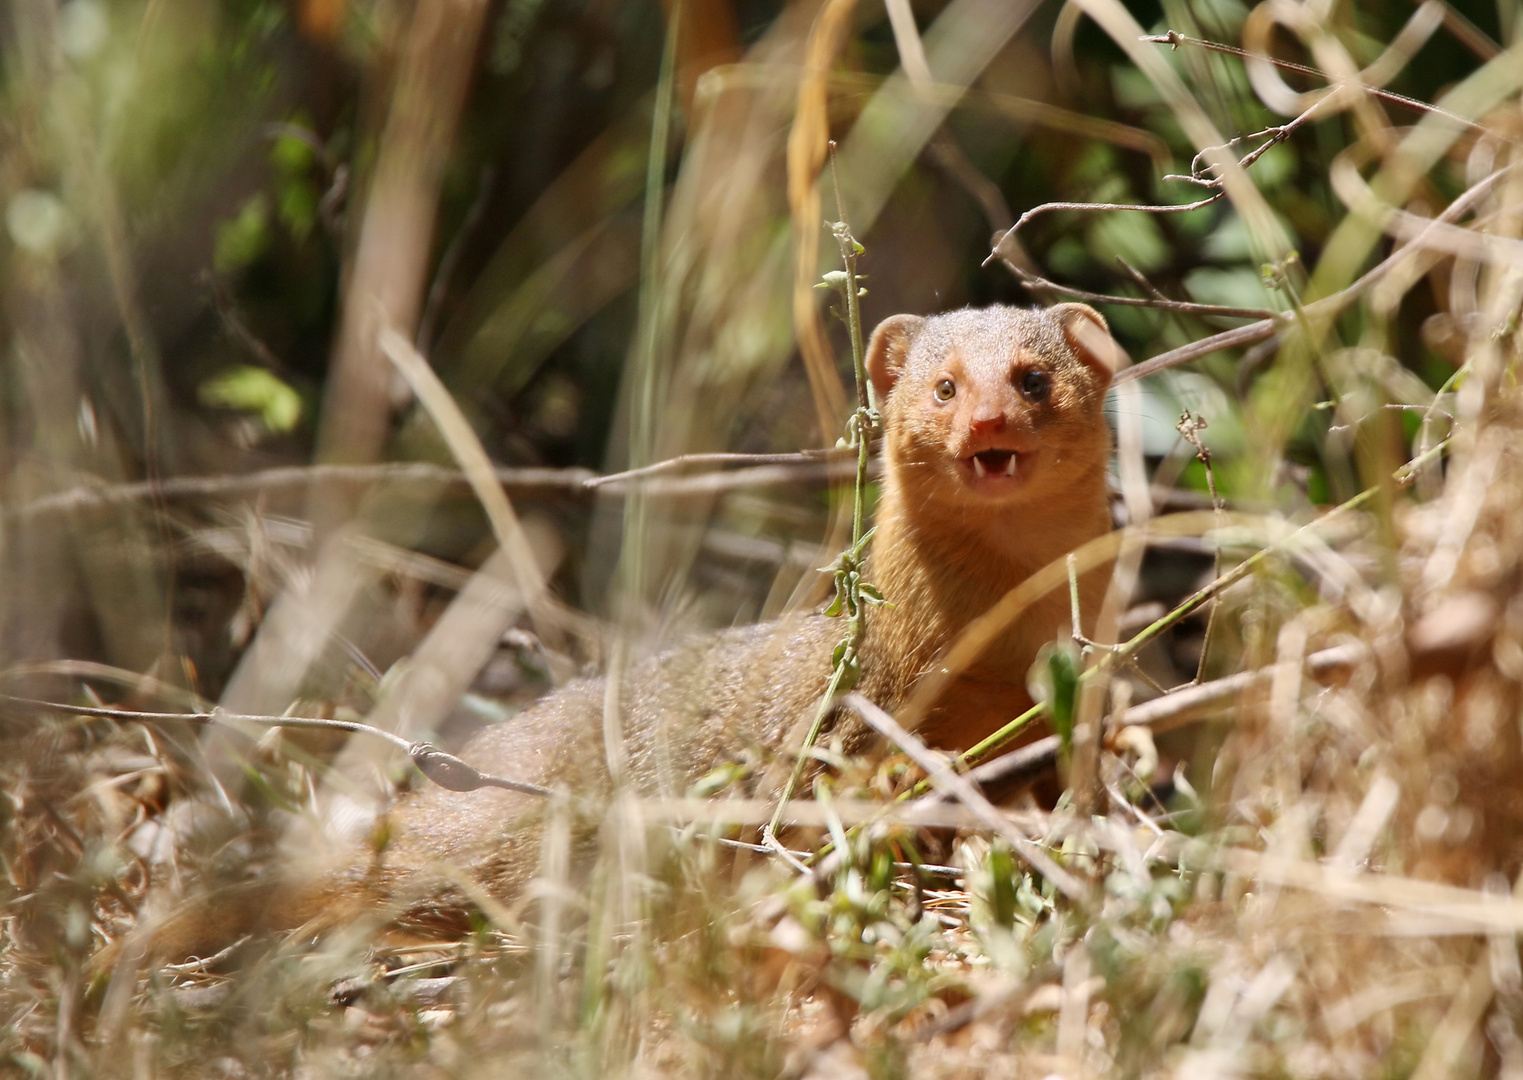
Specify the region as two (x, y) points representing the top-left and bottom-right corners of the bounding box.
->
(1115, 257), (1172, 303)
(1141, 30), (1485, 130)
(1167, 109), (1326, 190)
(5, 453), (872, 522)
(1176, 409), (1226, 683)
(1014, 265), (1277, 320)
(672, 826), (965, 879)
(0, 695), (554, 798)
(1115, 319), (1281, 384)
(586, 446), (853, 487)
(985, 193), (1224, 271)
(4, 463), (593, 521)
(205, 271), (293, 376)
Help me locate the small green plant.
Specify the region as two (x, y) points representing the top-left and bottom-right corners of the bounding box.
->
(766, 147), (886, 847)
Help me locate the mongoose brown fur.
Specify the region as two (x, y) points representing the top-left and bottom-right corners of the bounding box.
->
(143, 302), (1121, 951)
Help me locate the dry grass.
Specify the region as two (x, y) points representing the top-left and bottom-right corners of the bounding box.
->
(4, 0), (1523, 1077)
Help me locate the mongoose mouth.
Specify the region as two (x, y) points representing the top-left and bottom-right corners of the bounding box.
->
(960, 448), (1030, 488)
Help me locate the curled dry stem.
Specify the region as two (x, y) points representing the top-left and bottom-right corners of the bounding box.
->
(1114, 164), (1516, 385)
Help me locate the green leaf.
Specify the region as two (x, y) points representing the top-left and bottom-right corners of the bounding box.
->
(270, 131), (315, 175)
(277, 179), (318, 243)
(213, 195), (270, 272)
(689, 760), (748, 798)
(986, 842), (1019, 928)
(200, 366), (303, 433)
(835, 654), (861, 693)
(1048, 646), (1080, 755)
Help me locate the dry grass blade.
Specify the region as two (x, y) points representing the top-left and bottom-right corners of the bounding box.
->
(379, 327), (554, 641)
(845, 692), (1087, 902)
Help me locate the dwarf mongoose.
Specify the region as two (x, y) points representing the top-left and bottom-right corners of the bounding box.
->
(144, 303), (1121, 950)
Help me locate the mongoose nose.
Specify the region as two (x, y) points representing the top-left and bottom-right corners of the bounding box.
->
(968, 412), (1006, 435)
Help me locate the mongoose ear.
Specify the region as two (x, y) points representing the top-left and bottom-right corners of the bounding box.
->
(1050, 303), (1128, 381)
(865, 314), (925, 400)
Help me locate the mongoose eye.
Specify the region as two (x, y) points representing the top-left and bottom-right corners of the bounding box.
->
(1020, 371), (1050, 400)
(934, 379), (956, 401)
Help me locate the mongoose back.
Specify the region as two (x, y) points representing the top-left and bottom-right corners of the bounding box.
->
(150, 303), (1122, 948)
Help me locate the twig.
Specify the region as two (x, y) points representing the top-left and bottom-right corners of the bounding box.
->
(1115, 256), (1172, 303)
(986, 86), (1327, 305)
(5, 452), (874, 524)
(587, 446), (852, 487)
(1141, 30), (1485, 130)
(0, 694), (555, 798)
(1166, 109), (1328, 190)
(1114, 319), (1281, 385)
(160, 936), (253, 975)
(986, 193), (1224, 270)
(671, 825), (965, 878)
(1011, 264), (1277, 320)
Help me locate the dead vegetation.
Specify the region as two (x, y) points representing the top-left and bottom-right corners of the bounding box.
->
(4, 0), (1523, 1076)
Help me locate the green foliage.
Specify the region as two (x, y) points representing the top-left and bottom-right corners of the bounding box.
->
(1046, 645), (1081, 757)
(213, 195), (271, 272)
(271, 130), (321, 242)
(199, 365), (303, 432)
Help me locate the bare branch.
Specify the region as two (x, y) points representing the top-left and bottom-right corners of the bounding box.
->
(986, 193), (1224, 271)
(0, 694), (554, 798)
(1141, 30), (1482, 129)
(1008, 261), (1277, 320)
(5, 453), (870, 522)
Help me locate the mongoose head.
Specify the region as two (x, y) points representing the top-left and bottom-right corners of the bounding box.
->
(865, 304), (1123, 509)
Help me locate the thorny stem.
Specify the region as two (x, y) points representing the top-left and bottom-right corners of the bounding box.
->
(765, 144), (883, 849)
(831, 142), (871, 421)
